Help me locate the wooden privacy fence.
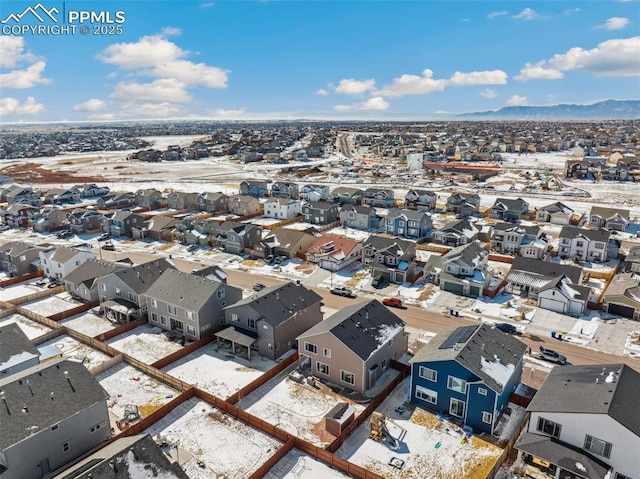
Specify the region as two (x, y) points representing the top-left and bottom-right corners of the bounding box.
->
(486, 413), (530, 479)
(94, 317), (147, 341)
(9, 285), (66, 305)
(0, 305), (17, 319)
(48, 300), (99, 322)
(262, 215), (304, 231)
(150, 334), (217, 369)
(32, 328), (66, 346)
(0, 271), (43, 287)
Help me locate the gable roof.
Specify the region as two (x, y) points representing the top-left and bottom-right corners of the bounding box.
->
(527, 363), (640, 436)
(442, 241), (487, 268)
(589, 205), (630, 219)
(492, 197), (528, 211)
(439, 219), (480, 236)
(506, 257), (582, 288)
(267, 227), (322, 250)
(143, 269), (230, 311)
(540, 202), (573, 216)
(63, 259), (127, 287)
(0, 322), (39, 370)
(109, 258), (174, 294)
(559, 226), (610, 242)
(49, 246), (90, 264)
(363, 235), (415, 255)
(307, 236), (362, 258)
(298, 300), (405, 360)
(410, 324), (526, 393)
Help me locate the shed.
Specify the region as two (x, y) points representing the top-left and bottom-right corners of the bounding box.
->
(324, 402), (356, 436)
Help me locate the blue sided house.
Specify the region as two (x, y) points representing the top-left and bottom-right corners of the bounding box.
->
(409, 324), (527, 435)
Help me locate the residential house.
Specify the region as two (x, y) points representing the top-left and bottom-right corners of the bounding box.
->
(167, 191), (199, 211)
(424, 241), (490, 297)
(225, 224), (262, 255)
(385, 209), (433, 239)
(0, 322), (40, 379)
(255, 227), (322, 259)
(535, 202), (574, 225)
(145, 215), (181, 241)
(41, 187), (81, 205)
(264, 198), (302, 220)
(558, 227), (617, 262)
(537, 275), (591, 316)
(0, 241), (49, 276)
(175, 218), (217, 246)
(31, 206), (67, 233)
(602, 273), (640, 320)
(134, 188), (164, 209)
(0, 359), (110, 479)
(339, 204), (378, 231)
(96, 192), (135, 209)
(489, 198), (529, 222)
(144, 269), (243, 340)
(271, 181), (300, 199)
(505, 257), (584, 298)
(515, 364), (640, 479)
(302, 201), (340, 225)
(228, 194), (262, 216)
(222, 282), (323, 360)
(198, 192), (229, 213)
(79, 183), (110, 198)
(306, 236), (363, 272)
(97, 259), (173, 323)
(67, 208), (104, 234)
(588, 206), (629, 232)
(623, 245), (640, 273)
(328, 187), (364, 205)
(404, 189), (438, 211)
(490, 223), (546, 258)
(432, 219), (481, 247)
(361, 188), (395, 208)
(239, 180), (268, 198)
(363, 235), (418, 284)
(3, 186), (41, 206)
(409, 324), (526, 435)
(39, 246), (96, 282)
(297, 300), (407, 394)
(102, 210), (145, 238)
(0, 203), (38, 228)
(445, 193), (480, 217)
(564, 158), (591, 179)
(300, 184), (330, 203)
(63, 259), (128, 302)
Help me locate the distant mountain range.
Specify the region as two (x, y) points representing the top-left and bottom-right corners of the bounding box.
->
(458, 100), (640, 120)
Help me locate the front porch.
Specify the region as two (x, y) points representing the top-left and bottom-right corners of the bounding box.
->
(215, 326), (257, 360)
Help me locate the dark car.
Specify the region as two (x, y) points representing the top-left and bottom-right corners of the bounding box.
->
(253, 283), (266, 291)
(494, 322), (517, 334)
(538, 346), (567, 365)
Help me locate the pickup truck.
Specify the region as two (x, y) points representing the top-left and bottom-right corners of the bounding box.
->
(330, 286), (356, 298)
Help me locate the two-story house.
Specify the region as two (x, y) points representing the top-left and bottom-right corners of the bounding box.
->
(385, 209), (433, 239)
(0, 322), (40, 379)
(63, 259), (128, 302)
(31, 206), (68, 233)
(67, 208), (104, 234)
(516, 364), (640, 479)
(489, 198), (529, 222)
(404, 189), (438, 211)
(623, 245), (640, 273)
(300, 184), (330, 203)
(432, 219), (481, 247)
(588, 206), (629, 232)
(228, 194), (262, 216)
(0, 204), (38, 228)
(445, 193), (481, 217)
(328, 187), (364, 205)
(96, 192), (135, 209)
(602, 273), (640, 321)
(339, 204), (378, 231)
(239, 180), (268, 198)
(363, 235), (418, 284)
(222, 282), (323, 360)
(490, 223), (546, 258)
(361, 188), (395, 208)
(270, 181), (300, 199)
(167, 192), (199, 211)
(0, 241), (49, 276)
(79, 183), (110, 198)
(39, 246), (96, 282)
(306, 236), (363, 272)
(297, 300), (407, 394)
(198, 192), (229, 213)
(410, 324), (526, 435)
(102, 211), (145, 238)
(301, 201), (340, 225)
(264, 198), (302, 220)
(144, 269), (243, 340)
(535, 202), (574, 225)
(424, 241), (490, 297)
(134, 188), (164, 209)
(225, 224), (262, 255)
(4, 186), (42, 206)
(255, 227), (322, 259)
(558, 227), (616, 262)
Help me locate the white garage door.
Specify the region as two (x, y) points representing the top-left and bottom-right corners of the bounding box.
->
(539, 297), (567, 314)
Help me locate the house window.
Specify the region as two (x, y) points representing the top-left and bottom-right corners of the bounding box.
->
(160, 316), (167, 325)
(584, 435), (612, 458)
(482, 412), (492, 424)
(615, 474), (631, 479)
(19, 255), (26, 261)
(340, 370), (355, 385)
(186, 310), (195, 321)
(151, 313), (158, 323)
(62, 442), (70, 452)
(537, 417), (561, 438)
(576, 241), (584, 248)
(419, 366), (437, 382)
(151, 299), (158, 308)
(450, 398), (465, 418)
(217, 289), (225, 299)
(51, 424), (59, 431)
(304, 342), (318, 354)
(382, 358), (387, 370)
(230, 313), (239, 322)
(114, 287), (121, 297)
(168, 304), (177, 315)
(478, 387), (488, 396)
(268, 343), (273, 351)
(248, 319), (257, 329)
(415, 385), (437, 404)
(316, 362), (330, 375)
(128, 292), (137, 302)
(447, 376), (467, 393)
(101, 283), (106, 291)
(323, 348), (331, 358)
(186, 325), (196, 336)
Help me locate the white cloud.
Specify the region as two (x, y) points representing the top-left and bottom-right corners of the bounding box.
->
(487, 10), (508, 19)
(506, 95), (528, 106)
(513, 8), (538, 20)
(98, 35), (186, 69)
(151, 60), (228, 88)
(597, 17), (630, 30)
(0, 61), (49, 89)
(515, 61), (564, 81)
(449, 70), (508, 86)
(0, 96), (44, 116)
(480, 88), (497, 98)
(0, 36), (36, 68)
(88, 112), (116, 121)
(375, 69), (447, 97)
(111, 79), (191, 103)
(73, 98), (107, 112)
(334, 96), (389, 112)
(213, 107), (247, 117)
(334, 78), (376, 95)
(120, 102), (183, 118)
(316, 88), (329, 96)
(161, 26), (182, 36)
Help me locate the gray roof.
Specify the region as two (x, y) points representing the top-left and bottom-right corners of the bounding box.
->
(527, 363), (640, 436)
(589, 205), (629, 219)
(440, 219), (480, 235)
(340, 204), (375, 215)
(442, 241), (487, 269)
(144, 269), (233, 311)
(538, 275), (591, 300)
(559, 226), (610, 242)
(110, 258), (174, 294)
(386, 208), (429, 222)
(50, 246), (87, 264)
(298, 300), (405, 360)
(63, 259), (128, 287)
(492, 197), (528, 211)
(304, 201), (337, 211)
(331, 187), (364, 196)
(507, 257), (583, 286)
(226, 282), (322, 327)
(410, 324), (526, 393)
(0, 359), (109, 450)
(493, 222), (540, 236)
(363, 235), (415, 255)
(540, 202), (573, 216)
(0, 322), (39, 368)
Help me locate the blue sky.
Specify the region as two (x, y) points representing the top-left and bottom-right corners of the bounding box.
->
(0, 0), (639, 122)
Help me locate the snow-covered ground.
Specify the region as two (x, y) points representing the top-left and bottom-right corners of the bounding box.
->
(145, 398), (282, 479)
(59, 310), (115, 337)
(336, 378), (503, 479)
(39, 334), (111, 367)
(624, 331), (640, 358)
(0, 283), (43, 302)
(163, 340), (277, 400)
(21, 294), (80, 317)
(106, 325), (184, 364)
(323, 225), (374, 241)
(0, 314), (52, 339)
(238, 365), (365, 446)
(263, 448), (351, 479)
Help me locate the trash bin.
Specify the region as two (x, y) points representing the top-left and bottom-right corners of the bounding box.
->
(551, 331), (556, 339)
(557, 334), (563, 341)
(450, 309), (454, 316)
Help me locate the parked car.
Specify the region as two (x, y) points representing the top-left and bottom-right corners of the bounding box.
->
(101, 242), (116, 251)
(187, 244), (198, 252)
(371, 274), (388, 289)
(253, 283), (266, 291)
(264, 254), (274, 264)
(97, 232), (111, 241)
(382, 297), (403, 308)
(494, 322), (517, 334)
(538, 346), (567, 365)
(0, 225), (10, 231)
(330, 286), (356, 298)
(274, 255), (287, 265)
(57, 230), (73, 239)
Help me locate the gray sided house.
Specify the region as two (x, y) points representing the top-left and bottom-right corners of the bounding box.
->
(31, 207), (68, 233)
(588, 206), (630, 232)
(63, 259), (129, 302)
(385, 208), (433, 239)
(602, 273), (640, 320)
(167, 191), (199, 211)
(68, 208), (104, 234)
(339, 204), (378, 231)
(144, 269), (243, 340)
(0, 241), (49, 276)
(0, 322), (40, 379)
(39, 246), (96, 282)
(490, 223), (546, 258)
(255, 227), (322, 259)
(271, 181), (300, 199)
(489, 197), (529, 222)
(96, 192), (135, 209)
(300, 184), (330, 203)
(445, 193), (480, 216)
(361, 188), (395, 208)
(404, 189), (438, 211)
(535, 202), (574, 225)
(3, 186), (41, 206)
(424, 241), (490, 297)
(302, 201), (340, 225)
(328, 187), (364, 205)
(103, 210), (145, 238)
(0, 203), (38, 228)
(225, 224), (262, 255)
(297, 300), (407, 395)
(223, 282), (323, 360)
(228, 194), (262, 216)
(97, 259), (173, 323)
(363, 235), (418, 284)
(239, 180), (268, 198)
(134, 188), (164, 209)
(0, 359), (110, 479)
(624, 245), (640, 273)
(198, 192), (229, 212)
(432, 219), (481, 247)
